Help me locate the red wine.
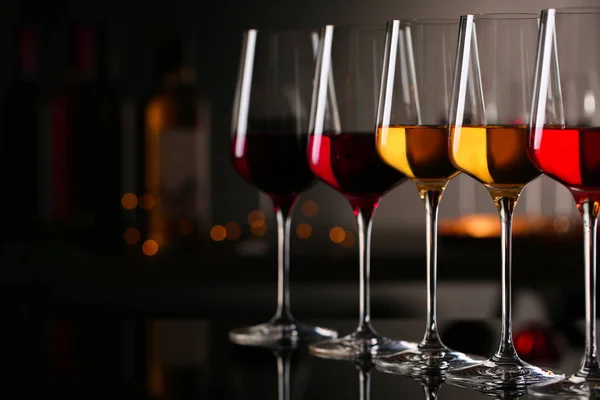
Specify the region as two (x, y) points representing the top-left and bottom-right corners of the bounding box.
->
(529, 127), (600, 203)
(308, 132), (406, 209)
(232, 133), (314, 207)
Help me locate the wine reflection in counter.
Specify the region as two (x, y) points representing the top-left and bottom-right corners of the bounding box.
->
(229, 342), (310, 400)
(343, 357), (442, 400)
(376, 359), (443, 400)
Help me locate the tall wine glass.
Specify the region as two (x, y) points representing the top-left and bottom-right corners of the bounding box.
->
(445, 14), (564, 389)
(528, 7), (600, 398)
(229, 29), (337, 346)
(307, 24), (414, 359)
(374, 18), (482, 375)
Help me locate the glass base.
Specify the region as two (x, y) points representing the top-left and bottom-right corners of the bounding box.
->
(446, 356), (564, 390)
(528, 373), (600, 398)
(229, 320), (338, 347)
(375, 344), (485, 375)
(309, 328), (417, 360)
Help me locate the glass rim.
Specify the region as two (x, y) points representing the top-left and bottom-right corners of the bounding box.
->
(550, 6), (600, 14)
(322, 23), (386, 31)
(467, 12), (539, 20)
(242, 27), (320, 35)
(394, 18), (459, 25)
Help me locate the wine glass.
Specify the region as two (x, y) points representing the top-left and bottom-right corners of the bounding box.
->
(528, 7), (600, 398)
(374, 18), (483, 376)
(307, 24), (414, 359)
(229, 29), (337, 346)
(445, 14), (564, 389)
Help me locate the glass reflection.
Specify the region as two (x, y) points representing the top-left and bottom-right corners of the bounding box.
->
(479, 387), (527, 400)
(356, 358), (374, 400)
(275, 348), (292, 400)
(415, 373), (444, 400)
(232, 341), (300, 400)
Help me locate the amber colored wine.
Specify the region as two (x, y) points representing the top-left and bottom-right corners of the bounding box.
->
(377, 125), (458, 191)
(450, 125), (540, 191)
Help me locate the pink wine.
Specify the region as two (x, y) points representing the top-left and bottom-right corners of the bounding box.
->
(308, 132), (406, 209)
(529, 127), (600, 203)
(232, 133), (314, 206)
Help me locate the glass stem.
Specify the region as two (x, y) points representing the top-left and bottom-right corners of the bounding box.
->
(420, 189), (444, 350)
(276, 351), (291, 400)
(274, 205), (294, 322)
(356, 206), (376, 334)
(578, 199), (600, 376)
(493, 196), (519, 361)
(358, 364), (371, 400)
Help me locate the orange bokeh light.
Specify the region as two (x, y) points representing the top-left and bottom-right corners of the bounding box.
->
(121, 193), (138, 210)
(296, 223), (312, 239)
(142, 239), (159, 256)
(210, 225), (227, 241)
(251, 224), (267, 237)
(248, 209), (266, 228)
(329, 227), (345, 243)
(301, 200), (319, 217)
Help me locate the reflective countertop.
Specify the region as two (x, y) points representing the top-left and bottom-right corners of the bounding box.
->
(3, 315), (586, 399)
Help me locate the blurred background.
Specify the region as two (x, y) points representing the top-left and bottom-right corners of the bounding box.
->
(0, 0), (595, 265)
(0, 0), (598, 398)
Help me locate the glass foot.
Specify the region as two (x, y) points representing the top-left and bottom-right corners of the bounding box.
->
(375, 344), (485, 375)
(528, 374), (600, 398)
(446, 356), (564, 390)
(229, 320), (338, 347)
(309, 329), (417, 360)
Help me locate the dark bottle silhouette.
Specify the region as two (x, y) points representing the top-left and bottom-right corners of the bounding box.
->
(42, 23), (131, 257)
(0, 24), (41, 237)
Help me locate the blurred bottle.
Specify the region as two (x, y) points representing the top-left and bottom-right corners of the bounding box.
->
(0, 24), (41, 238)
(39, 24), (134, 257)
(74, 24), (124, 254)
(142, 31), (210, 257)
(39, 25), (89, 230)
(42, 25), (83, 227)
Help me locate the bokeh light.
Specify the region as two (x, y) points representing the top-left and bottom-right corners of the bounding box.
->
(251, 224), (267, 237)
(329, 227), (345, 243)
(301, 200), (319, 217)
(248, 209), (265, 228)
(296, 223), (312, 239)
(139, 193), (156, 210)
(121, 193), (138, 210)
(142, 239), (159, 256)
(210, 225), (227, 241)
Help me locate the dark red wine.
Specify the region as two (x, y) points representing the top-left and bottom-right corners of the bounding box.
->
(232, 133), (314, 207)
(529, 127), (600, 204)
(308, 132), (406, 209)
